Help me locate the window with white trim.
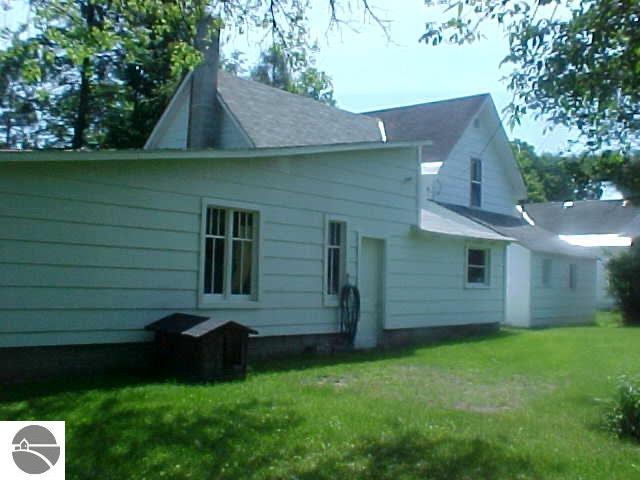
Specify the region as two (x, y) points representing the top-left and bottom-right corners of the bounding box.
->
(466, 248), (490, 285)
(569, 263), (577, 290)
(203, 206), (257, 299)
(326, 221), (345, 296)
(470, 158), (482, 207)
(542, 258), (552, 287)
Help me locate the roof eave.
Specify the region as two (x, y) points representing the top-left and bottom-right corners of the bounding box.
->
(410, 225), (514, 243)
(0, 140), (431, 163)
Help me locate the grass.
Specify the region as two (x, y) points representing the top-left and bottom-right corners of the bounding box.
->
(2, 312), (640, 479)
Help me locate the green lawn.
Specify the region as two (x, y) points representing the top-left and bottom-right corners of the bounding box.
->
(3, 313), (640, 479)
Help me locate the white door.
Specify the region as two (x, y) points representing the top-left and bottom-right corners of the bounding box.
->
(356, 238), (383, 348)
(505, 243), (531, 327)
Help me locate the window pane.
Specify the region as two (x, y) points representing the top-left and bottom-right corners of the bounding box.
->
(204, 237), (213, 293)
(468, 249), (486, 266)
(328, 248), (341, 294)
(232, 241), (241, 294)
(241, 242), (253, 295)
(246, 212), (253, 239)
(218, 209), (226, 236)
(233, 211), (240, 238)
(471, 182), (482, 207)
(204, 237), (225, 294)
(213, 238), (225, 294)
(206, 207), (225, 236)
(329, 222), (342, 247)
(471, 158), (482, 181)
(467, 266), (486, 284)
(232, 240), (253, 295)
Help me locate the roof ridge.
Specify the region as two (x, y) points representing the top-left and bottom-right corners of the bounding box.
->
(362, 93), (490, 115)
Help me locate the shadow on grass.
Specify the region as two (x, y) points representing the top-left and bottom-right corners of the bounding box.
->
(1, 329), (522, 402)
(252, 328), (522, 376)
(295, 431), (557, 480)
(5, 385), (559, 479)
(5, 387), (302, 479)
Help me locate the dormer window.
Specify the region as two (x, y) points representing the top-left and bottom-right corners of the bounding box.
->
(470, 158), (482, 207)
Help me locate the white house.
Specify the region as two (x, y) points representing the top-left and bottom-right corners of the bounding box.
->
(368, 95), (599, 328)
(525, 200), (640, 309)
(0, 46), (601, 379)
(0, 68), (517, 380)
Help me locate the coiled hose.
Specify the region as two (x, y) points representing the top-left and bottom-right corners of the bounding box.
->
(339, 283), (360, 347)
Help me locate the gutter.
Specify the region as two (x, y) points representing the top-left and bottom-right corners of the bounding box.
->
(0, 140), (431, 164)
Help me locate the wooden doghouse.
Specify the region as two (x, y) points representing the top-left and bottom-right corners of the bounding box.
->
(145, 313), (258, 381)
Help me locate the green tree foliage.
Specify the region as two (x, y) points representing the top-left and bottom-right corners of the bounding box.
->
(422, 0), (640, 154)
(1, 0), (369, 149)
(511, 139), (633, 202)
(250, 44), (335, 105)
(608, 241), (640, 325)
(0, 33), (41, 148)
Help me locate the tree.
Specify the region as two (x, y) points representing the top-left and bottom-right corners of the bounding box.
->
(608, 240), (640, 325)
(422, 0), (640, 154)
(3, 0), (373, 149)
(250, 44), (335, 105)
(511, 139), (630, 202)
(0, 33), (41, 148)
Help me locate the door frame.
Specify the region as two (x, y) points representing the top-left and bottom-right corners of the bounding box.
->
(356, 234), (388, 335)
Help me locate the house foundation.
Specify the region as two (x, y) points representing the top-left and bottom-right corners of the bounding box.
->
(0, 323), (499, 383)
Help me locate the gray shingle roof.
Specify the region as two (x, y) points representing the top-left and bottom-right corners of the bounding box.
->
(364, 94), (489, 160)
(524, 200), (640, 236)
(218, 71), (383, 148)
(146, 313), (258, 337)
(418, 201), (513, 242)
(438, 203), (598, 258)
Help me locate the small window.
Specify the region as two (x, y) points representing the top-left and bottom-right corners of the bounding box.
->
(203, 206), (257, 300)
(470, 158), (482, 207)
(569, 263), (577, 290)
(467, 248), (490, 285)
(542, 258), (552, 287)
(326, 221), (345, 296)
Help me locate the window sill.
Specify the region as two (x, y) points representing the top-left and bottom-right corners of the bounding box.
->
(198, 299), (262, 310)
(464, 283), (491, 289)
(323, 295), (339, 307)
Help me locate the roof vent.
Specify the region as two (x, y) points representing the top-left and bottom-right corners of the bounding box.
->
(562, 201), (574, 208)
(473, 118), (480, 128)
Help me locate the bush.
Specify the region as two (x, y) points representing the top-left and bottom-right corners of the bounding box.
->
(607, 376), (640, 441)
(607, 240), (640, 325)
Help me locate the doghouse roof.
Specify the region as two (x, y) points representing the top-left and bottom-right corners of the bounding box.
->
(145, 313), (258, 337)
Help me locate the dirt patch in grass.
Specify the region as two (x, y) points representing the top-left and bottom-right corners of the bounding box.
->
(304, 365), (555, 413)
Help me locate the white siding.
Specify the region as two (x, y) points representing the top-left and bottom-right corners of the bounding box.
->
(218, 109), (251, 149)
(432, 107), (519, 216)
(504, 244), (531, 327)
(0, 148), (506, 347)
(529, 252), (597, 326)
(150, 83), (190, 149)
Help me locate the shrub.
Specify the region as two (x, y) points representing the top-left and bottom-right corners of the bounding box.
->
(607, 240), (640, 325)
(607, 376), (640, 441)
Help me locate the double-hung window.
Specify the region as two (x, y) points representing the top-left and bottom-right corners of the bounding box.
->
(202, 205), (258, 302)
(326, 221), (345, 297)
(470, 158), (482, 207)
(466, 247), (490, 286)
